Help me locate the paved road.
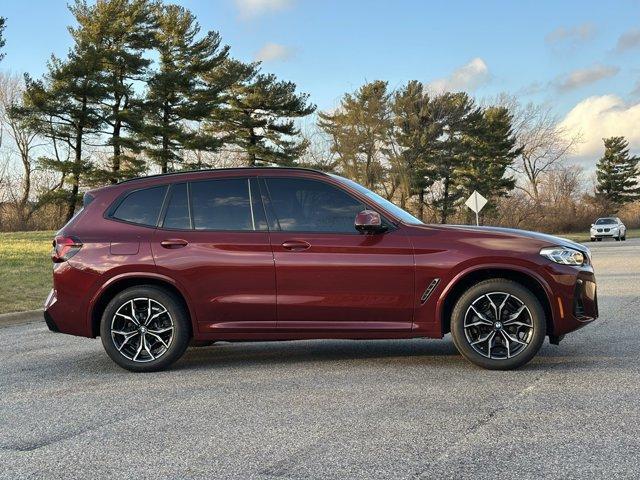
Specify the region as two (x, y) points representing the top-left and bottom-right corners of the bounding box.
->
(1, 238), (639, 479)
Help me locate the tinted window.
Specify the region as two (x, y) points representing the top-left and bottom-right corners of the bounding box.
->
(595, 218), (616, 225)
(265, 178), (365, 233)
(190, 178), (254, 230)
(112, 186), (167, 226)
(162, 183), (190, 229)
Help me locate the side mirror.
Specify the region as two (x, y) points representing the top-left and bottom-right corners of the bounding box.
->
(355, 210), (386, 234)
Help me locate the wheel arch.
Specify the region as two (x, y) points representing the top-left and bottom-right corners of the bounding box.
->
(88, 273), (195, 338)
(437, 266), (555, 337)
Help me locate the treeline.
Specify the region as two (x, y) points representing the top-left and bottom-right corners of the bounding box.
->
(1, 2), (639, 233)
(1, 1), (314, 225)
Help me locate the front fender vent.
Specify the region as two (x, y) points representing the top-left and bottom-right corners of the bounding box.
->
(420, 278), (440, 304)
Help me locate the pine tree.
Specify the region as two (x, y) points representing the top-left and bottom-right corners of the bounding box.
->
(70, 0), (156, 183)
(318, 80), (391, 190)
(208, 59), (316, 167)
(456, 106), (519, 213)
(596, 136), (640, 205)
(392, 80), (441, 215)
(424, 92), (483, 224)
(142, 4), (229, 173)
(17, 47), (103, 222)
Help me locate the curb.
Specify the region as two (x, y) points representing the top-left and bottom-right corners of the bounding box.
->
(0, 309), (43, 328)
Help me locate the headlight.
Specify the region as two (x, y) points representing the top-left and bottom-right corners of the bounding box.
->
(540, 246), (585, 266)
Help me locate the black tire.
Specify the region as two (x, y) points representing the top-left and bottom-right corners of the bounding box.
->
(597, 238), (602, 242)
(100, 286), (191, 372)
(450, 279), (546, 370)
(622, 235), (626, 241)
(615, 234), (621, 241)
(590, 238), (595, 242)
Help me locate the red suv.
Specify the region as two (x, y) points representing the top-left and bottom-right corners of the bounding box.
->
(45, 168), (598, 371)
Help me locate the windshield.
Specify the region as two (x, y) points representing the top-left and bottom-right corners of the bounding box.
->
(595, 218), (616, 225)
(330, 174), (424, 225)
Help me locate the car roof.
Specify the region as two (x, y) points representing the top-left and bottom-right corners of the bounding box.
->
(117, 167), (328, 185)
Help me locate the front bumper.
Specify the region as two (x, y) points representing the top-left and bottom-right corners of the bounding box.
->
(591, 230), (619, 238)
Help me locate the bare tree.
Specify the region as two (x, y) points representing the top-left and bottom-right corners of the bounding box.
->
(490, 94), (580, 203)
(0, 72), (43, 227)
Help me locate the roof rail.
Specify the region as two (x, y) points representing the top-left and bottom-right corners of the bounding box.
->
(117, 166), (328, 185)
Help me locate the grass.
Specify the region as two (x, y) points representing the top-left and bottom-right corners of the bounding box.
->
(0, 226), (637, 315)
(0, 231), (56, 314)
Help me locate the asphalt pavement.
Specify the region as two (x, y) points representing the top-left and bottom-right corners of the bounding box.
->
(1, 237), (639, 479)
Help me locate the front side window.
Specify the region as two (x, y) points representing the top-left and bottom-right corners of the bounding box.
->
(264, 178), (365, 233)
(112, 186), (167, 226)
(190, 178), (255, 231)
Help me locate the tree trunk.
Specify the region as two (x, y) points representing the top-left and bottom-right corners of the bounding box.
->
(441, 176), (450, 224)
(248, 127), (257, 167)
(111, 95), (121, 184)
(161, 101), (170, 173)
(418, 189), (425, 221)
(65, 96), (87, 223)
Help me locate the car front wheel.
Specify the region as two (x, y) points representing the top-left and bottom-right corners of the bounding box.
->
(450, 279), (546, 370)
(100, 286), (191, 372)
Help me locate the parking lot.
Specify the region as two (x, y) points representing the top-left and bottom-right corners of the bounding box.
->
(1, 238), (639, 479)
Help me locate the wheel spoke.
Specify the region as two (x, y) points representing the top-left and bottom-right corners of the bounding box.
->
(485, 294), (499, 320)
(486, 331), (497, 357)
(468, 305), (493, 325)
(500, 330), (511, 358)
(148, 326), (173, 335)
(142, 334), (155, 360)
(147, 331), (169, 348)
(132, 334), (144, 361)
(502, 330), (527, 346)
(497, 294), (510, 321)
(503, 305), (526, 324)
(471, 331), (495, 346)
(146, 309), (168, 326)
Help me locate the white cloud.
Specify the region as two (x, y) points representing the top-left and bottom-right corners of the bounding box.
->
(426, 58), (490, 93)
(555, 64), (619, 92)
(615, 28), (640, 53)
(559, 95), (640, 158)
(235, 0), (292, 18)
(254, 43), (293, 62)
(545, 23), (596, 45)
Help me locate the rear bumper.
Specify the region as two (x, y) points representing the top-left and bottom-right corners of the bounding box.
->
(44, 263), (99, 338)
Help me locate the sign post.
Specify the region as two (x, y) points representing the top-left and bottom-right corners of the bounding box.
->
(464, 190), (488, 226)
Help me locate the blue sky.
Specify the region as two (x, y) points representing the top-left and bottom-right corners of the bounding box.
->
(2, 0), (640, 163)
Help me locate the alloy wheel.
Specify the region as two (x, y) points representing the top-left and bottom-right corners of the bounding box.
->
(110, 297), (174, 363)
(463, 292), (534, 360)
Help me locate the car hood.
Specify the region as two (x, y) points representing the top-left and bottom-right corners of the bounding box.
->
(407, 223), (589, 254)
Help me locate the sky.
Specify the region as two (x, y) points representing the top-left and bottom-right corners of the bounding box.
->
(1, 0), (640, 167)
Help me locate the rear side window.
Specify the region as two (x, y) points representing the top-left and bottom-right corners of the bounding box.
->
(264, 178), (365, 233)
(190, 178), (255, 231)
(162, 183), (190, 229)
(112, 186), (167, 226)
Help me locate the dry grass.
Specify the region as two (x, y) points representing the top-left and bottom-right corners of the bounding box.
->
(0, 231), (55, 314)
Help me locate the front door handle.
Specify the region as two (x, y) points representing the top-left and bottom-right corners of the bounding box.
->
(160, 239), (189, 249)
(282, 240), (311, 251)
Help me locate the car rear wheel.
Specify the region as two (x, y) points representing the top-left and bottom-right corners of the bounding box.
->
(100, 286), (191, 372)
(450, 279), (546, 370)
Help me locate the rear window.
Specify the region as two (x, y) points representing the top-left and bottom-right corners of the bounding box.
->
(190, 178), (254, 230)
(112, 186), (167, 226)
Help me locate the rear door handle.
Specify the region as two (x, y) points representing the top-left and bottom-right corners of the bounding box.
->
(282, 240), (311, 251)
(160, 239), (189, 249)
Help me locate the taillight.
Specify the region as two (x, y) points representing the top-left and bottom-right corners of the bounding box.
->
(52, 236), (83, 263)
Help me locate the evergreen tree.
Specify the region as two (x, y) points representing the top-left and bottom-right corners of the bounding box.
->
(142, 4), (229, 173)
(596, 136), (640, 205)
(318, 80), (391, 191)
(0, 17), (6, 62)
(208, 59), (316, 167)
(70, 0), (156, 183)
(456, 106), (519, 211)
(18, 47), (103, 222)
(392, 80), (441, 215)
(424, 92), (483, 224)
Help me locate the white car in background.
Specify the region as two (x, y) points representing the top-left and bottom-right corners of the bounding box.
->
(590, 217), (627, 242)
